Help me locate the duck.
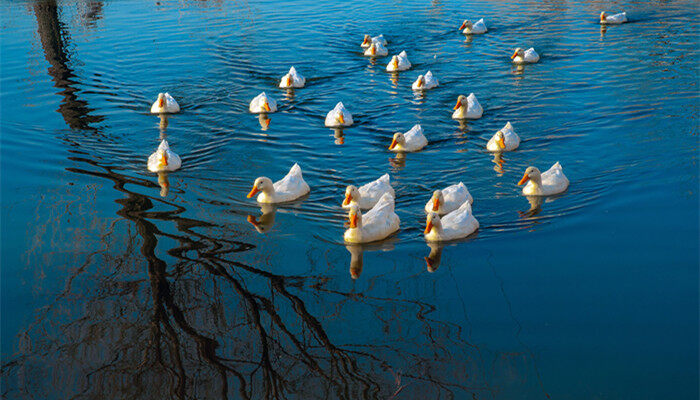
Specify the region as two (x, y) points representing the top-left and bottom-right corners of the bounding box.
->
(388, 124), (428, 152)
(452, 94), (483, 120)
(249, 92), (277, 113)
(486, 122), (520, 152)
(148, 140), (181, 172)
(511, 47), (540, 64)
(364, 41), (389, 57)
(599, 11), (627, 25)
(424, 201), (479, 242)
(460, 18), (487, 34)
(361, 34), (387, 48)
(424, 182), (473, 215)
(412, 71), (439, 90)
(279, 66), (305, 88)
(386, 51), (411, 72)
(325, 102), (353, 127)
(150, 93), (180, 114)
(247, 163), (310, 203)
(344, 193), (400, 243)
(518, 162), (569, 196)
(343, 173), (394, 210)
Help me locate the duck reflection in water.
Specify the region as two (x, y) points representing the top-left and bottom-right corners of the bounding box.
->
(345, 239), (397, 279)
(519, 195), (544, 218)
(492, 152), (504, 175)
(425, 242), (444, 273)
(158, 114), (169, 136)
(284, 88), (296, 101)
(333, 128), (345, 145)
(389, 151), (406, 170)
(157, 172), (170, 197)
(389, 72), (399, 86)
(511, 64), (525, 76)
(600, 25), (608, 38)
(247, 203), (277, 233)
(259, 113), (271, 131)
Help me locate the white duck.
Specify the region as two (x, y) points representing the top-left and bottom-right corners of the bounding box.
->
(518, 162), (569, 196)
(486, 122), (520, 152)
(386, 51), (411, 72)
(424, 182), (473, 215)
(361, 34), (387, 48)
(325, 102), (353, 127)
(412, 71), (439, 90)
(599, 11), (627, 25)
(364, 41), (389, 57)
(424, 201), (479, 242)
(344, 193), (400, 244)
(511, 47), (540, 64)
(388, 124), (428, 152)
(249, 92), (277, 113)
(460, 18), (487, 34)
(342, 173), (394, 210)
(150, 93), (180, 114)
(452, 94), (483, 120)
(247, 163), (310, 203)
(279, 66), (305, 89)
(148, 140), (181, 172)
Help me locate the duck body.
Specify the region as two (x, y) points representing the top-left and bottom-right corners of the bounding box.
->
(344, 193), (400, 244)
(511, 48), (540, 64)
(148, 140), (182, 172)
(279, 66), (305, 88)
(361, 34), (387, 48)
(486, 122), (521, 152)
(424, 182), (473, 215)
(325, 102), (353, 127)
(150, 93), (180, 114)
(389, 124), (428, 152)
(452, 93), (483, 120)
(249, 92), (277, 113)
(343, 173), (394, 210)
(412, 71), (438, 90)
(519, 162), (569, 196)
(461, 18), (487, 34)
(364, 41), (389, 57)
(386, 51), (411, 72)
(600, 11), (627, 25)
(424, 201), (479, 242)
(248, 163), (310, 203)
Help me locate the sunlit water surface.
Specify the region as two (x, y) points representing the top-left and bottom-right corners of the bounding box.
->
(1, 0), (698, 399)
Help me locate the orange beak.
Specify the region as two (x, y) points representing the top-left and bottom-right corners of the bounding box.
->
(349, 213), (358, 228)
(453, 100), (462, 110)
(246, 215), (259, 227)
(338, 113), (345, 125)
(159, 153), (168, 167)
(370, 45), (376, 56)
(263, 102), (271, 112)
(362, 36), (370, 46)
(497, 136), (506, 149)
(424, 220), (433, 234)
(286, 75), (293, 87)
(247, 186), (260, 198)
(459, 21), (467, 30)
(518, 173), (530, 186)
(389, 138), (398, 150)
(511, 51), (519, 60)
(343, 193), (352, 206)
(417, 77), (424, 87)
(432, 197), (440, 212)
(392, 57), (398, 69)
(158, 97), (165, 108)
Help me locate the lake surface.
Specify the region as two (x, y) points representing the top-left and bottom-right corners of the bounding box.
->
(1, 0), (698, 399)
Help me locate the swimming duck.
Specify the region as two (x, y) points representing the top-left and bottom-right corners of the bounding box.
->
(249, 92), (277, 113)
(599, 11), (627, 25)
(361, 34), (387, 48)
(452, 94), (483, 120)
(460, 18), (487, 34)
(412, 71), (439, 90)
(150, 93), (180, 114)
(148, 140), (181, 172)
(344, 193), (400, 243)
(424, 182), (473, 215)
(247, 163), (310, 203)
(424, 201), (479, 242)
(364, 41), (389, 57)
(343, 173), (394, 210)
(486, 122), (520, 152)
(511, 47), (540, 64)
(518, 162), (569, 196)
(279, 66), (305, 88)
(388, 124), (428, 152)
(325, 102), (353, 127)
(386, 51), (411, 72)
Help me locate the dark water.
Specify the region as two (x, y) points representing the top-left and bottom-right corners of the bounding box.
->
(1, 0), (698, 398)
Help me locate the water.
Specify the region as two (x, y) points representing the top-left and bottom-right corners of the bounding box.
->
(1, 0), (698, 398)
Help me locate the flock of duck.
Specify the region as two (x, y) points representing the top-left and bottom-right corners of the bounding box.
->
(146, 11), (628, 244)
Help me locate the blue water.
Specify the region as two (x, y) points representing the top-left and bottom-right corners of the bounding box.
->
(1, 0), (698, 398)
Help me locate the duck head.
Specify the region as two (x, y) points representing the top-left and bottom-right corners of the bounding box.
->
(158, 151), (169, 168)
(157, 93), (165, 108)
(347, 204), (363, 229)
(424, 212), (443, 235)
(511, 48), (524, 60)
(518, 166), (542, 186)
(459, 19), (472, 31)
(453, 94), (467, 110)
(343, 185), (360, 206)
(286, 74), (293, 87)
(391, 55), (399, 70)
(415, 74), (425, 88)
(430, 190), (445, 212)
(368, 43), (377, 56)
(599, 12), (607, 22)
(495, 130), (506, 150)
(362, 34), (371, 46)
(388, 132), (406, 150)
(247, 176), (274, 198)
